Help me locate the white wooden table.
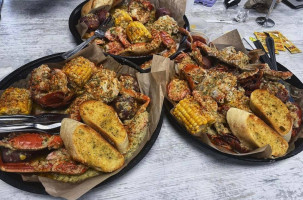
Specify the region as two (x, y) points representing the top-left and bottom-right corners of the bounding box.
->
(0, 0), (303, 199)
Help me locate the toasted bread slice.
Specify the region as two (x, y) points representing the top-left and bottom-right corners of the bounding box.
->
(60, 118), (124, 172)
(227, 108), (289, 157)
(250, 89), (292, 139)
(80, 100), (129, 153)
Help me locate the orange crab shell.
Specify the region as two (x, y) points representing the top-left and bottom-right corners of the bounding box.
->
(0, 133), (63, 151)
(0, 149), (88, 175)
(29, 66), (75, 108)
(33, 91), (75, 108)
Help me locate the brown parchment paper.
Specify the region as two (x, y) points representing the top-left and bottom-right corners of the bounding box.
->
(165, 29), (303, 159)
(76, 0), (187, 38)
(6, 43), (168, 199)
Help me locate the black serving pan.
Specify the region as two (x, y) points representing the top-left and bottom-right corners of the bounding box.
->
(0, 53), (163, 194)
(164, 58), (303, 163)
(68, 0), (190, 66)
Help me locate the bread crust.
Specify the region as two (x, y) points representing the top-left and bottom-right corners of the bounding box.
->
(227, 108), (289, 157)
(250, 89), (292, 137)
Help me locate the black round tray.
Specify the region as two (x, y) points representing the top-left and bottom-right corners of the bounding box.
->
(68, 0), (190, 67)
(164, 61), (303, 163)
(0, 53), (164, 194)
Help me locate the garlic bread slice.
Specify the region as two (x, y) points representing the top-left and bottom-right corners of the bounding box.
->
(60, 118), (124, 172)
(250, 89), (292, 139)
(227, 108), (289, 157)
(80, 100), (129, 154)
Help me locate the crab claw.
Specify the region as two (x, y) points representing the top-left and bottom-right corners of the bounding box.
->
(0, 133), (63, 151)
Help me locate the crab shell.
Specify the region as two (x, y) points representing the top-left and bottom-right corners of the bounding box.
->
(0, 148), (88, 175)
(33, 91), (75, 108)
(0, 133), (63, 151)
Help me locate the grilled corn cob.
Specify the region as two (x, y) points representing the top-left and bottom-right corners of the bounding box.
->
(113, 9), (133, 28)
(0, 87), (32, 115)
(172, 96), (213, 135)
(63, 56), (95, 88)
(126, 21), (152, 43)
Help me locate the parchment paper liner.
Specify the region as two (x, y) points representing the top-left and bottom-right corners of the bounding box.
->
(165, 29), (303, 159)
(4, 43), (168, 199)
(76, 0), (186, 39)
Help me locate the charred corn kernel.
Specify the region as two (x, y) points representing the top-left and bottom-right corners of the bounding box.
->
(172, 96), (211, 135)
(63, 56), (95, 88)
(113, 9), (133, 28)
(126, 21), (152, 43)
(0, 87), (32, 115)
(19, 154), (26, 160)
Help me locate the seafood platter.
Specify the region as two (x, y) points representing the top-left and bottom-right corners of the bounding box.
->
(69, 0), (190, 67)
(0, 45), (164, 195)
(164, 30), (303, 161)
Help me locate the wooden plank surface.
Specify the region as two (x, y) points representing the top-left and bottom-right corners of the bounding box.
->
(0, 0), (303, 199)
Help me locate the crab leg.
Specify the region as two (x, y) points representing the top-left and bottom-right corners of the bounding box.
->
(0, 149), (88, 175)
(190, 40), (212, 69)
(0, 133), (63, 151)
(160, 31), (177, 57)
(251, 63), (293, 80)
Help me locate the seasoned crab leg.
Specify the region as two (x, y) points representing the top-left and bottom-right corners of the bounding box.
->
(0, 133), (63, 151)
(160, 31), (177, 57)
(140, 30), (177, 69)
(262, 66), (293, 80)
(244, 63), (293, 80)
(0, 149), (88, 175)
(105, 27), (131, 48)
(191, 41), (211, 68)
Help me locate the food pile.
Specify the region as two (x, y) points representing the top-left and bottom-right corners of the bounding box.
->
(167, 35), (302, 157)
(79, 0), (187, 56)
(0, 56), (150, 182)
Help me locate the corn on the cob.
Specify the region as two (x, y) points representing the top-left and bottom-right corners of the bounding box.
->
(63, 56), (95, 88)
(113, 9), (133, 28)
(0, 87), (32, 115)
(126, 21), (152, 44)
(172, 96), (213, 135)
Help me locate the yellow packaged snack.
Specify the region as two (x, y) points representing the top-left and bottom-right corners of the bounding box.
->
(279, 32), (302, 54)
(254, 32), (279, 54)
(265, 31), (286, 52)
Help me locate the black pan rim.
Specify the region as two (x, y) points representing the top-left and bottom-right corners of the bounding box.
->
(0, 53), (164, 195)
(68, 0), (190, 64)
(164, 60), (303, 163)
